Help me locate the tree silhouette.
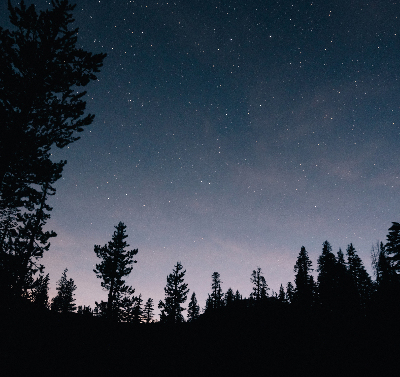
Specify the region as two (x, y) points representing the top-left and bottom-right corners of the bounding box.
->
(386, 222), (400, 274)
(187, 292), (200, 322)
(209, 271), (224, 310)
(317, 240), (338, 310)
(30, 273), (50, 309)
(93, 222), (138, 321)
(158, 261), (189, 324)
(346, 243), (373, 313)
(0, 0), (105, 306)
(143, 298), (154, 324)
(294, 246), (315, 308)
(286, 282), (294, 304)
(250, 267), (269, 302)
(224, 287), (235, 306)
(0, 0), (106, 209)
(0, 182), (57, 301)
(51, 268), (76, 313)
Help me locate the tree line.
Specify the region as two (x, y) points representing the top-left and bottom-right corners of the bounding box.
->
(1, 1), (399, 326)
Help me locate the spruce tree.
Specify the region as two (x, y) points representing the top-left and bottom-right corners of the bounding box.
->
(51, 268), (76, 313)
(286, 282), (294, 304)
(250, 267), (269, 302)
(225, 287), (235, 306)
(210, 272), (224, 310)
(386, 222), (400, 274)
(0, 0), (105, 305)
(346, 243), (373, 313)
(187, 292), (200, 322)
(0, 0), (106, 207)
(294, 246), (314, 308)
(317, 241), (338, 310)
(143, 298), (154, 324)
(159, 261), (189, 323)
(93, 222), (138, 321)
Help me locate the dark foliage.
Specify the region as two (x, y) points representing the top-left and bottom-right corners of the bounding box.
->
(93, 222), (138, 321)
(51, 268), (76, 314)
(158, 261), (189, 323)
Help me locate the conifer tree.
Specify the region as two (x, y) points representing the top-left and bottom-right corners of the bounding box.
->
(346, 243), (373, 312)
(0, 0), (106, 207)
(143, 298), (154, 324)
(210, 271), (224, 310)
(372, 241), (399, 311)
(158, 261), (189, 323)
(51, 268), (76, 313)
(131, 294), (143, 324)
(386, 222), (400, 274)
(278, 284), (286, 303)
(286, 282), (294, 304)
(30, 273), (50, 309)
(317, 241), (338, 310)
(225, 287), (235, 306)
(0, 0), (105, 305)
(93, 222), (138, 321)
(187, 292), (200, 322)
(250, 267), (269, 301)
(294, 246), (314, 308)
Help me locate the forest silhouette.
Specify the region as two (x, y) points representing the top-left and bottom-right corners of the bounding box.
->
(1, 1), (399, 375)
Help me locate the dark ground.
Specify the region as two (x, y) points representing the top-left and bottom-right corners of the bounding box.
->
(1, 303), (397, 376)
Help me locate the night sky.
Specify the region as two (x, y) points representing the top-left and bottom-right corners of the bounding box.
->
(2, 0), (399, 318)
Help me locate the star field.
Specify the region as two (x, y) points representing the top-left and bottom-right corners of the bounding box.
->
(1, 0), (399, 316)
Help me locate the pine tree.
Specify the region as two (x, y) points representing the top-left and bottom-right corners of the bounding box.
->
(159, 261), (189, 324)
(225, 287), (235, 306)
(0, 0), (105, 306)
(93, 222), (138, 321)
(131, 294), (143, 324)
(286, 282), (294, 304)
(187, 292), (200, 322)
(250, 267), (269, 302)
(294, 246), (314, 308)
(0, 0), (106, 208)
(278, 284), (286, 303)
(210, 272), (224, 310)
(346, 243), (373, 313)
(317, 240), (338, 310)
(0, 182), (57, 300)
(51, 268), (76, 313)
(372, 241), (399, 311)
(386, 222), (400, 274)
(30, 273), (50, 309)
(143, 298), (154, 324)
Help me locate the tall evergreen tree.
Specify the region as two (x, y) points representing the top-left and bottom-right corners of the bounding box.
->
(143, 298), (154, 324)
(386, 222), (400, 274)
(0, 0), (105, 306)
(187, 292), (200, 322)
(93, 222), (138, 321)
(131, 293), (143, 324)
(294, 246), (315, 308)
(51, 268), (76, 313)
(286, 282), (294, 304)
(317, 240), (338, 310)
(372, 241), (399, 311)
(250, 267), (269, 302)
(278, 284), (286, 303)
(346, 243), (373, 313)
(209, 271), (224, 310)
(158, 261), (189, 324)
(224, 287), (235, 306)
(0, 0), (106, 207)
